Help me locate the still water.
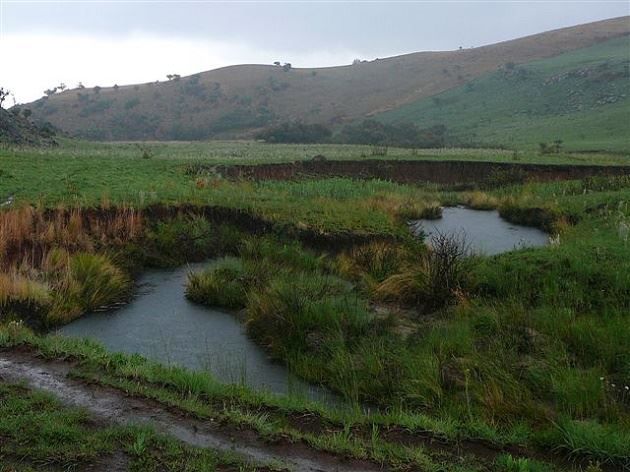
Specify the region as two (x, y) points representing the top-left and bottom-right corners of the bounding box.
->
(59, 263), (336, 404)
(410, 206), (548, 255)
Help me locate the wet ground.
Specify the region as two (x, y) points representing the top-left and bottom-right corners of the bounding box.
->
(0, 350), (382, 472)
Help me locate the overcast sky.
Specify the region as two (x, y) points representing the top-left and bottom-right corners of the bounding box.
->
(1, 1), (628, 104)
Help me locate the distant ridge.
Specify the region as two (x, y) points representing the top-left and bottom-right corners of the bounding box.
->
(23, 16), (630, 142)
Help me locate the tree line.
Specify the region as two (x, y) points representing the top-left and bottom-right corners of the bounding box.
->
(255, 119), (447, 148)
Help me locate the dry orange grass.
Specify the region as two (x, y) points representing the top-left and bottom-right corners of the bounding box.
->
(0, 271), (51, 307)
(0, 206), (143, 268)
(362, 194), (441, 223)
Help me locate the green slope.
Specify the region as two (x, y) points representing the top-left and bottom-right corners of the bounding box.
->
(378, 36), (630, 152)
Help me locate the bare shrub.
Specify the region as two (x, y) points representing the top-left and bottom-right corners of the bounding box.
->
(376, 230), (470, 312)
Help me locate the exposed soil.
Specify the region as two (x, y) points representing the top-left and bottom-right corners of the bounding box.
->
(2, 348), (617, 472)
(212, 159), (630, 186)
(0, 350), (386, 472)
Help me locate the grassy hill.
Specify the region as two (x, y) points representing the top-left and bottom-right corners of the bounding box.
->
(377, 36), (630, 152)
(24, 16), (630, 144)
(0, 108), (57, 146)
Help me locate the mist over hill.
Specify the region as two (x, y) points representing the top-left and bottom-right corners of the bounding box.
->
(23, 16), (630, 147)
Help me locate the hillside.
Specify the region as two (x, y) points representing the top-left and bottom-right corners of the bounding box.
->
(377, 36), (630, 152)
(25, 16), (630, 142)
(0, 108), (57, 146)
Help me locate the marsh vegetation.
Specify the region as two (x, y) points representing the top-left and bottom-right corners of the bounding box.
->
(1, 140), (629, 470)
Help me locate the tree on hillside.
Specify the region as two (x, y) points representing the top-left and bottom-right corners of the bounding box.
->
(58, 83), (67, 92)
(273, 61), (281, 66)
(0, 87), (9, 108)
(282, 63), (292, 72)
(167, 74), (181, 81)
(43, 87), (58, 97)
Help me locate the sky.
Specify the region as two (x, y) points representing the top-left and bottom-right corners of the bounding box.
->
(1, 1), (628, 104)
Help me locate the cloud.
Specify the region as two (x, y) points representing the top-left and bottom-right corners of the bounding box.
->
(1, 32), (362, 104)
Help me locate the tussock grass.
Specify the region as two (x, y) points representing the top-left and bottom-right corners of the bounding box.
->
(461, 191), (499, 210)
(336, 241), (411, 292)
(186, 257), (248, 309)
(246, 271), (362, 356)
(0, 272), (52, 323)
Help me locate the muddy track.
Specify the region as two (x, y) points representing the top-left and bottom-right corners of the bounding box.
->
(0, 351), (385, 472)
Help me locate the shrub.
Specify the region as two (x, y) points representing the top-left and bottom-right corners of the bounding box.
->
(376, 232), (470, 311)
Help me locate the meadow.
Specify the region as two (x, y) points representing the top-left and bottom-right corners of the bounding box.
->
(1, 140), (629, 471)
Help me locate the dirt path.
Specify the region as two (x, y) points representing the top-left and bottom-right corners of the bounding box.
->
(0, 351), (385, 472)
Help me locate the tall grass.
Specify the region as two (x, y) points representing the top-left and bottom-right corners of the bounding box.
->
(186, 257), (248, 309)
(336, 241), (411, 292)
(246, 271), (359, 356)
(0, 206), (142, 268)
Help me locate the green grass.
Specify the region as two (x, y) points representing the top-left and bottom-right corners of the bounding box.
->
(0, 381), (263, 471)
(2, 141), (627, 238)
(2, 141), (630, 469)
(379, 36), (630, 152)
(4, 138), (630, 165)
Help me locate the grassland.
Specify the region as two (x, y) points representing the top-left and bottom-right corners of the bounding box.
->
(0, 380), (266, 471)
(379, 36), (630, 152)
(1, 140), (629, 470)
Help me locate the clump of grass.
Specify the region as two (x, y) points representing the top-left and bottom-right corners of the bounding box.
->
(186, 257), (248, 309)
(495, 453), (553, 472)
(550, 368), (607, 419)
(239, 235), (323, 273)
(336, 241), (411, 292)
(461, 191), (499, 210)
(68, 252), (130, 311)
(246, 271), (359, 357)
(362, 194), (442, 222)
(545, 417), (630, 467)
(45, 250), (131, 324)
(498, 197), (568, 233)
(144, 215), (215, 266)
(0, 272), (51, 324)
